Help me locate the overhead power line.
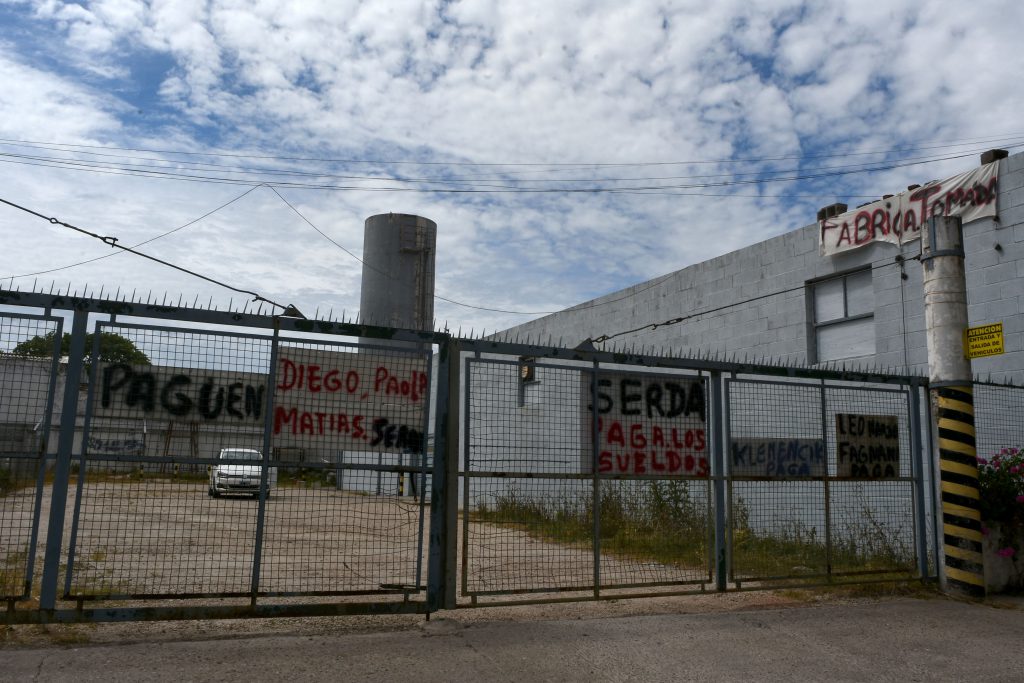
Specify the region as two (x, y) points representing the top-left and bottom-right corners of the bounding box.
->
(1, 184), (265, 281)
(0, 197), (288, 311)
(584, 253), (914, 347)
(1, 131), (1022, 168)
(268, 187), (561, 315)
(1, 145), (1017, 196)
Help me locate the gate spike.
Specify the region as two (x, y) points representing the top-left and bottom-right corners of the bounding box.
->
(98, 285), (105, 299)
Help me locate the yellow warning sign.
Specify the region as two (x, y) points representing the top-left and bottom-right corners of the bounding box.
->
(965, 322), (1004, 359)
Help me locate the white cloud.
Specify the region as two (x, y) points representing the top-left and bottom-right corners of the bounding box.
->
(1, 0), (1023, 334)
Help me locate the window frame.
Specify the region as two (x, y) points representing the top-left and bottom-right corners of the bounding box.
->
(808, 268), (875, 364)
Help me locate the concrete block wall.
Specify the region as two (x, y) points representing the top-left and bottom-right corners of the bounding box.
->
(501, 153), (1024, 385)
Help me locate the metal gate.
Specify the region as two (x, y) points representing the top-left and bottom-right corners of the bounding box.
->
(460, 353), (713, 603)
(724, 377), (928, 587)
(0, 312), (62, 607)
(451, 338), (933, 606)
(1, 290), (441, 622)
(2, 288), (944, 621)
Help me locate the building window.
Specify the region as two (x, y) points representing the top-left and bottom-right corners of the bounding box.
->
(810, 269), (874, 363)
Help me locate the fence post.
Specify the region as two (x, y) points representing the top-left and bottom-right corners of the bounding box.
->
(250, 322), (280, 603)
(427, 337), (459, 612)
(908, 380), (930, 579)
(591, 361), (601, 599)
(709, 372), (727, 591)
(921, 214), (984, 597)
(39, 308), (88, 610)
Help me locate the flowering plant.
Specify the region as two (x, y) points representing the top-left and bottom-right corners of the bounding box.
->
(978, 447), (1024, 558)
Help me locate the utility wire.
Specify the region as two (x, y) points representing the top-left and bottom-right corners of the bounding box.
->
(586, 253), (912, 346)
(1, 184), (265, 281)
(4, 140), (1022, 184)
(0, 197), (288, 311)
(2, 131), (1021, 169)
(269, 187), (562, 315)
(0, 144), (1019, 195)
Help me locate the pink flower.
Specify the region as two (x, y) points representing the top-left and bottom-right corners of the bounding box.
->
(1002, 448), (1009, 455)
(978, 458), (988, 466)
(1012, 465), (1021, 474)
(1017, 495), (1024, 504)
(996, 547), (1016, 558)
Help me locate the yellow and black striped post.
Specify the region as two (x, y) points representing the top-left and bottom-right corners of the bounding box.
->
(935, 385), (985, 597)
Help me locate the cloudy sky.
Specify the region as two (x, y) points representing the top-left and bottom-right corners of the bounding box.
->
(1, 0), (1022, 335)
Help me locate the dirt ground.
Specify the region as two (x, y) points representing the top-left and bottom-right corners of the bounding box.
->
(1, 477), (938, 648)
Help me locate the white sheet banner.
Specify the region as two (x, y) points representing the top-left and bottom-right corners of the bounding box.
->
(819, 162), (999, 256)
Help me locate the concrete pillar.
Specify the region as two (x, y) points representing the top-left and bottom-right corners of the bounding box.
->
(921, 215), (984, 597)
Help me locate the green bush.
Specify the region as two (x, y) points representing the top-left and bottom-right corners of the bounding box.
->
(978, 447), (1024, 557)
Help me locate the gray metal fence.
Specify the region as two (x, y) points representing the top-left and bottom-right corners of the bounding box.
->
(452, 340), (933, 606)
(0, 313), (61, 604)
(974, 381), (1024, 461)
(725, 378), (926, 587)
(0, 290), (441, 622)
(0, 288), (967, 621)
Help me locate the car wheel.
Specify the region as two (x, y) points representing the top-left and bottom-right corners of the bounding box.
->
(212, 487), (220, 498)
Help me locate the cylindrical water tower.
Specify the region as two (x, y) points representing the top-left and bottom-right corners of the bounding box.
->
(359, 213), (436, 330)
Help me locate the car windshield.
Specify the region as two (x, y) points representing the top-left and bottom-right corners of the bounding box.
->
(221, 450), (261, 461)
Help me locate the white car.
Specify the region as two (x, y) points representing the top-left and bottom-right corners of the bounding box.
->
(208, 448), (277, 498)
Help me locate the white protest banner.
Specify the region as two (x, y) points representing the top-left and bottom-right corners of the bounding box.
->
(730, 438), (826, 478)
(94, 345), (430, 454)
(835, 413), (900, 479)
(819, 162), (998, 256)
(272, 345), (429, 452)
(582, 372), (708, 476)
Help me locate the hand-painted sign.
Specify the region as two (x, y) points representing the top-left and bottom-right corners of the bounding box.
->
(96, 363), (266, 423)
(272, 345), (428, 452)
(730, 438), (826, 478)
(94, 345), (429, 454)
(582, 373), (707, 476)
(965, 322), (1004, 359)
(819, 163), (998, 256)
(835, 414), (900, 479)
(87, 436), (145, 455)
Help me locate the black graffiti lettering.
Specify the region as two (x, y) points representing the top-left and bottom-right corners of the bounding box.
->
(159, 374), (193, 416)
(102, 364), (133, 408)
(103, 365), (264, 421)
(370, 417), (423, 450)
(198, 380), (225, 420)
(124, 373), (156, 412)
(645, 383), (664, 418)
(620, 379), (642, 416)
(245, 385), (264, 419)
(595, 377), (706, 423)
(226, 382), (245, 418)
(666, 381), (706, 422)
(588, 379), (614, 414)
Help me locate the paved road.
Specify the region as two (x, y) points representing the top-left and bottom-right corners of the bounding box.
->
(3, 597), (1023, 682)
